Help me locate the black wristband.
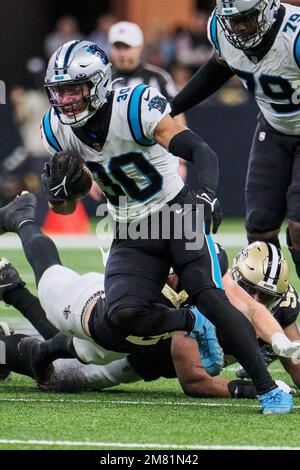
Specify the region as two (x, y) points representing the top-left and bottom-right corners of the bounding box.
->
(228, 380), (257, 399)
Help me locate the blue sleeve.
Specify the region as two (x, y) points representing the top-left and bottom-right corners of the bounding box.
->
(42, 110), (63, 153)
(215, 243), (229, 277)
(294, 31), (300, 69)
(127, 84), (156, 146)
(209, 10), (221, 58)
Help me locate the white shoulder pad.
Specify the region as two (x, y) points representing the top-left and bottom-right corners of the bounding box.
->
(126, 84), (171, 144)
(207, 9), (221, 58)
(41, 108), (63, 155)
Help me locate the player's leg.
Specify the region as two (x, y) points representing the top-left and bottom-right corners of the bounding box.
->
(0, 259), (58, 340)
(41, 357), (140, 392)
(50, 335), (176, 393)
(0, 192), (62, 285)
(0, 322), (13, 380)
(172, 224), (275, 394)
(0, 192), (105, 339)
(169, 189), (292, 411)
(0, 332), (55, 384)
(7, 326), (121, 388)
(286, 143), (300, 277)
(104, 234), (195, 349)
(245, 120), (294, 248)
(38, 267), (105, 338)
(21, 332), (135, 391)
(183, 263), (292, 411)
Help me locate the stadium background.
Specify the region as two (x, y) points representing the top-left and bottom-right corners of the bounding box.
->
(1, 0), (299, 221)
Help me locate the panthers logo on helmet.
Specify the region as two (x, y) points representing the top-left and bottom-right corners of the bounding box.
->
(86, 44), (109, 65)
(148, 95), (168, 114)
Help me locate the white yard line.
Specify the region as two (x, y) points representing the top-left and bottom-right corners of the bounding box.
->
(226, 366), (285, 373)
(0, 233), (252, 249)
(0, 438), (299, 450)
(1, 232), (290, 249)
(0, 234), (103, 250)
(0, 396), (299, 408)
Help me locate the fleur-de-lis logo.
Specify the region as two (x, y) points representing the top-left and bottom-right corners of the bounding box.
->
(63, 305), (71, 320)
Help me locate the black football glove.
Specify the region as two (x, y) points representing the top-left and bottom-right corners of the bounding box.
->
(41, 152), (83, 206)
(196, 189), (222, 235)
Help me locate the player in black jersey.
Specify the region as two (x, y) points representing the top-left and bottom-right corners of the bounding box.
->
(0, 219), (299, 402)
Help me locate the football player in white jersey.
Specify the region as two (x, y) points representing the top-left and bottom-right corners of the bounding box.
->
(171, 0), (300, 280)
(16, 39), (293, 411)
(0, 241), (299, 408)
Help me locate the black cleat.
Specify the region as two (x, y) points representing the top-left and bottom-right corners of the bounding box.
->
(0, 258), (25, 301)
(0, 321), (12, 380)
(0, 191), (37, 234)
(18, 337), (56, 389)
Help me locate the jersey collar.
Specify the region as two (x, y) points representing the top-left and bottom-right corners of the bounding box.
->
(71, 92), (114, 152)
(243, 5), (286, 64)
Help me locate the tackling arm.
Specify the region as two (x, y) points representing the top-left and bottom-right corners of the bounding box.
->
(171, 332), (230, 397)
(280, 323), (300, 388)
(171, 332), (257, 399)
(223, 273), (300, 358)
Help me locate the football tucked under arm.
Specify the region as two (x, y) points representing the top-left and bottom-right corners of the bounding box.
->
(42, 150), (93, 214)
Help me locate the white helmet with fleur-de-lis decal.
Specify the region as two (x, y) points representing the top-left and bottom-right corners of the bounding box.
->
(231, 241), (289, 311)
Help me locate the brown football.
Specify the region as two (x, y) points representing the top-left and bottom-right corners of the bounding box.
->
(55, 150), (93, 200)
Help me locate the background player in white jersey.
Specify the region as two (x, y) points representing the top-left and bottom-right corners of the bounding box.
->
(37, 39), (292, 411)
(171, 0), (300, 279)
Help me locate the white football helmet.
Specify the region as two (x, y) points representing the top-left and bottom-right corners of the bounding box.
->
(216, 0), (280, 50)
(44, 40), (112, 127)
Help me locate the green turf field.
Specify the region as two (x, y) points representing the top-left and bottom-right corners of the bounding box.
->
(0, 220), (300, 450)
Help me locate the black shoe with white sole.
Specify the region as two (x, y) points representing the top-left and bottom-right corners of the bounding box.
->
(0, 258), (25, 301)
(18, 337), (56, 389)
(0, 321), (12, 380)
(0, 192), (37, 234)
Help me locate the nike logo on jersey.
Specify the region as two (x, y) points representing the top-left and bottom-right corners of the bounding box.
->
(143, 89), (151, 101)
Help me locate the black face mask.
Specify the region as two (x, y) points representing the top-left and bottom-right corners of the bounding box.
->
(238, 278), (282, 311)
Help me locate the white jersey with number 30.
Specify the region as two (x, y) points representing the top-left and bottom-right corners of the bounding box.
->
(41, 84), (184, 222)
(208, 3), (300, 135)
